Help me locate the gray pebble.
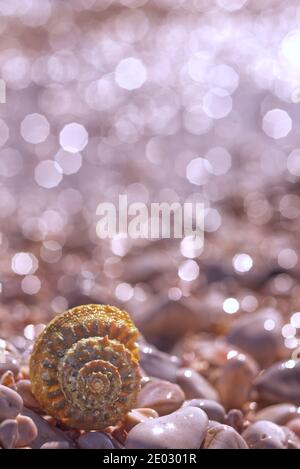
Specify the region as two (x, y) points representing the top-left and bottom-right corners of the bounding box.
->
(183, 399), (225, 422)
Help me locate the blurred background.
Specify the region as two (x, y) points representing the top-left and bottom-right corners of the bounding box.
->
(1, 0), (300, 356)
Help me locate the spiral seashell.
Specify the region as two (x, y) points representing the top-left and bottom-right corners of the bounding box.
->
(29, 304), (141, 430)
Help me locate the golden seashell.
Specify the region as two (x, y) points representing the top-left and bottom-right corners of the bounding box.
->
(29, 304), (141, 430)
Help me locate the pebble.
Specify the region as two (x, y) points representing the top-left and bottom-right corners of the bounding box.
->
(15, 415), (38, 447)
(255, 361), (300, 406)
(253, 403), (298, 425)
(40, 441), (72, 449)
(0, 384), (23, 421)
(226, 309), (283, 367)
(287, 418), (300, 437)
(176, 368), (219, 401)
(242, 420), (295, 449)
(139, 343), (181, 382)
(0, 419), (18, 449)
(77, 431), (115, 449)
(126, 406), (208, 449)
(0, 370), (16, 388)
(183, 399), (225, 422)
(21, 407), (74, 449)
(215, 352), (259, 409)
(15, 380), (40, 410)
(224, 409), (245, 433)
(137, 379), (185, 415)
(0, 355), (20, 378)
(124, 408), (159, 431)
(203, 423), (248, 449)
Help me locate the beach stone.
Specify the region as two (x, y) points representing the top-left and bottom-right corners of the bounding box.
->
(124, 408), (159, 431)
(77, 431), (115, 449)
(215, 352), (259, 409)
(176, 368), (219, 401)
(0, 355), (19, 379)
(15, 380), (40, 410)
(40, 441), (72, 449)
(0, 419), (18, 449)
(137, 379), (185, 415)
(253, 403), (298, 425)
(183, 399), (225, 422)
(0, 370), (16, 388)
(126, 406), (208, 449)
(287, 418), (300, 437)
(242, 420), (293, 449)
(15, 415), (38, 447)
(21, 407), (74, 449)
(0, 384), (23, 421)
(255, 361), (300, 405)
(139, 343), (180, 382)
(227, 309), (283, 367)
(203, 423), (248, 449)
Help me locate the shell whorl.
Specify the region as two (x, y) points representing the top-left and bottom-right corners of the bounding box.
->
(29, 304), (140, 430)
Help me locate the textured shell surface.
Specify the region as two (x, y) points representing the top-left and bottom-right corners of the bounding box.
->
(29, 304), (141, 430)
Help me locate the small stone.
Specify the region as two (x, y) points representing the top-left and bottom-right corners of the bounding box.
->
(21, 408), (74, 449)
(183, 399), (225, 422)
(139, 343), (181, 382)
(40, 441), (72, 449)
(15, 380), (40, 410)
(253, 403), (298, 425)
(242, 420), (291, 449)
(124, 408), (159, 431)
(224, 409), (245, 433)
(0, 419), (18, 449)
(255, 361), (300, 406)
(226, 309), (283, 367)
(176, 368), (219, 401)
(137, 379), (185, 415)
(215, 352), (259, 409)
(77, 431), (115, 449)
(0, 355), (20, 378)
(126, 406), (208, 449)
(203, 423), (248, 449)
(0, 384), (23, 421)
(287, 418), (300, 437)
(0, 371), (16, 388)
(15, 415), (38, 447)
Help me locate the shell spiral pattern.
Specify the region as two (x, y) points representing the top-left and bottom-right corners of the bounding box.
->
(29, 304), (141, 430)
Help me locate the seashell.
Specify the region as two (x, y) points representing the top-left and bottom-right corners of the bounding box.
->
(29, 304), (141, 430)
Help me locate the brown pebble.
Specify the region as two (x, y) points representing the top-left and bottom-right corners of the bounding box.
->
(0, 371), (16, 388)
(0, 384), (23, 421)
(110, 425), (127, 445)
(253, 403), (298, 425)
(176, 368), (219, 401)
(224, 409), (245, 433)
(15, 380), (40, 410)
(40, 441), (72, 449)
(77, 431), (115, 449)
(0, 419), (18, 449)
(215, 353), (259, 409)
(15, 415), (38, 447)
(126, 406), (208, 449)
(137, 379), (185, 415)
(124, 408), (159, 431)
